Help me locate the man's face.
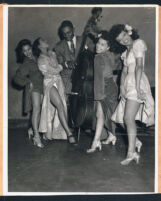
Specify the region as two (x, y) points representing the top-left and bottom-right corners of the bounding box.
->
(62, 26), (74, 41)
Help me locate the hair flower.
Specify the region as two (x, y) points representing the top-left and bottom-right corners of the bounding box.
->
(125, 24), (132, 35)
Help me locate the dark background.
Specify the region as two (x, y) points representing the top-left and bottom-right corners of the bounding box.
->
(8, 6), (156, 119)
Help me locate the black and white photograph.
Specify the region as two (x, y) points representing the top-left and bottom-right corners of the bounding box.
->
(6, 5), (156, 193)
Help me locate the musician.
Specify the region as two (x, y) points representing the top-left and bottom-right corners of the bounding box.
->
(83, 7), (103, 52)
(55, 20), (83, 96)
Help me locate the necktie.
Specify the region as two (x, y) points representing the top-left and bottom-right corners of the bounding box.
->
(70, 39), (75, 55)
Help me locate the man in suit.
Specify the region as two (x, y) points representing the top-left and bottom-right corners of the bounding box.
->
(55, 20), (83, 96)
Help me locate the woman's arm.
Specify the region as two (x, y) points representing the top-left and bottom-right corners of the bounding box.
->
(135, 57), (144, 99)
(38, 57), (62, 77)
(13, 63), (30, 87)
(120, 65), (127, 86)
(120, 65), (127, 98)
(94, 55), (105, 100)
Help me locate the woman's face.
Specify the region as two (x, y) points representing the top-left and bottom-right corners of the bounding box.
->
(116, 30), (132, 47)
(96, 38), (109, 54)
(39, 38), (49, 49)
(22, 45), (32, 59)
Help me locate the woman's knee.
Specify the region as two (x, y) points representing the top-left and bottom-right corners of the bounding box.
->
(96, 102), (104, 120)
(32, 104), (41, 114)
(124, 113), (135, 125)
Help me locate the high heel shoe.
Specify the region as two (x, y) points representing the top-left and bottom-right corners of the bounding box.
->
(68, 134), (78, 145)
(86, 141), (102, 153)
(135, 139), (142, 153)
(121, 152), (140, 165)
(102, 132), (117, 146)
(42, 134), (49, 141)
(28, 128), (34, 140)
(33, 136), (44, 148)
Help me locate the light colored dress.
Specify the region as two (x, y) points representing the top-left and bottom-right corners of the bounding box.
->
(38, 51), (67, 140)
(111, 39), (155, 127)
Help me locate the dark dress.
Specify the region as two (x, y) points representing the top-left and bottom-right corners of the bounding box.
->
(14, 57), (43, 113)
(94, 51), (118, 132)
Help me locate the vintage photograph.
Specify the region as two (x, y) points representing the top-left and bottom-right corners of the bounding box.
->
(7, 5), (156, 193)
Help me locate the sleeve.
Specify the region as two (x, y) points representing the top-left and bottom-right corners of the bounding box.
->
(133, 39), (147, 58)
(13, 63), (30, 87)
(109, 52), (122, 70)
(38, 56), (61, 76)
(94, 55), (105, 100)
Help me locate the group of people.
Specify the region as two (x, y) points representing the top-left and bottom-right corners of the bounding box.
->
(13, 7), (155, 165)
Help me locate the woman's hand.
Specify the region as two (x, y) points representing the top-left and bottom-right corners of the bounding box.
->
(58, 64), (63, 71)
(137, 88), (146, 101)
(119, 85), (126, 99)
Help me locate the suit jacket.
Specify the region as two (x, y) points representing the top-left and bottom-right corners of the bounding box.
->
(55, 36), (83, 78)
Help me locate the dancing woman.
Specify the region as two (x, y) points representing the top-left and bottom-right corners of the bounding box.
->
(86, 31), (119, 153)
(32, 37), (77, 144)
(109, 24), (155, 165)
(14, 39), (44, 148)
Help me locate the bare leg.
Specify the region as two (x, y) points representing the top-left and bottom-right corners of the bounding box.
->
(49, 86), (76, 143)
(121, 99), (140, 165)
(87, 101), (104, 152)
(124, 99), (140, 154)
(31, 91), (44, 148)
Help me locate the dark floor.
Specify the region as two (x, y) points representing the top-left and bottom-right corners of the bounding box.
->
(8, 126), (155, 193)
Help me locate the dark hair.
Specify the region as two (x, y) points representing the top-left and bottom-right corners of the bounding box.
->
(91, 7), (102, 15)
(99, 30), (110, 44)
(32, 37), (41, 58)
(15, 39), (32, 64)
(60, 20), (74, 30)
(109, 24), (139, 54)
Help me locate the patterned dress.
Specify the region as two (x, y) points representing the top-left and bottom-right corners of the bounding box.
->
(38, 51), (67, 140)
(111, 39), (155, 126)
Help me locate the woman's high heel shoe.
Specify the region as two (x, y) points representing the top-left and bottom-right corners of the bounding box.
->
(28, 128), (34, 140)
(121, 152), (140, 165)
(42, 134), (49, 141)
(86, 141), (102, 153)
(135, 139), (142, 153)
(68, 134), (78, 145)
(102, 132), (117, 146)
(33, 136), (44, 148)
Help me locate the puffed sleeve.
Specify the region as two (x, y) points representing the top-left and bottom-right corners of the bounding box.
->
(133, 39), (147, 58)
(94, 54), (105, 100)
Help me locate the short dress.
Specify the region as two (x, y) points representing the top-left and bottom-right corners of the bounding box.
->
(111, 39), (155, 126)
(14, 57), (43, 113)
(38, 51), (68, 140)
(94, 51), (118, 133)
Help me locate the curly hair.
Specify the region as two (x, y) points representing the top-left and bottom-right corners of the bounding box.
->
(98, 30), (110, 44)
(15, 39), (32, 64)
(109, 24), (139, 54)
(32, 37), (41, 58)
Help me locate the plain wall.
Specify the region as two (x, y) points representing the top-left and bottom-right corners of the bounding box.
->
(8, 7), (156, 119)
